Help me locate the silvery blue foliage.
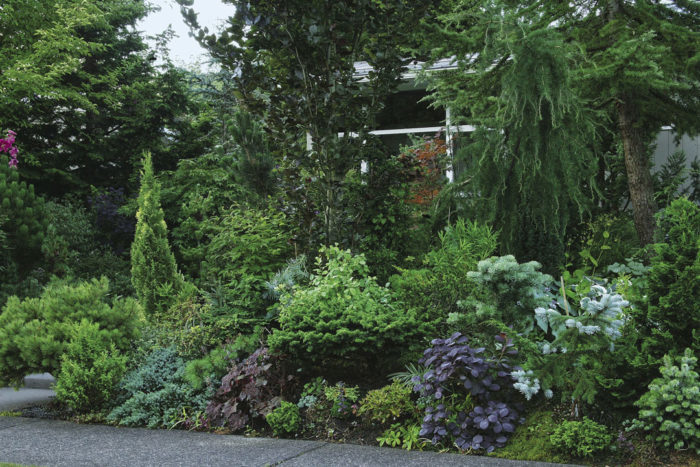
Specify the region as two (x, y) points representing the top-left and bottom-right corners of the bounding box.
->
(533, 284), (628, 340)
(511, 369), (540, 401)
(525, 281), (631, 406)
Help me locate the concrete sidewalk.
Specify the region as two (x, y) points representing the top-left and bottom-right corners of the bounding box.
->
(0, 387), (55, 412)
(0, 416), (570, 467)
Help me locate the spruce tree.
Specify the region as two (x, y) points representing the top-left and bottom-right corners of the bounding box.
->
(131, 152), (180, 317)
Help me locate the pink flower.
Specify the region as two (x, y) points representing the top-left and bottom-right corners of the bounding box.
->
(0, 130), (19, 168)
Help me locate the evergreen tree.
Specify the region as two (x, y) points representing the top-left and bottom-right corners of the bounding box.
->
(424, 0), (700, 246)
(131, 152), (180, 317)
(425, 9), (598, 261)
(0, 0), (196, 196)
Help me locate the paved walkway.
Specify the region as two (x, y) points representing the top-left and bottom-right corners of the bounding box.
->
(0, 387), (55, 412)
(0, 416), (570, 467)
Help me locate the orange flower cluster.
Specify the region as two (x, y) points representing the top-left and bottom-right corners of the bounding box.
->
(398, 137), (447, 206)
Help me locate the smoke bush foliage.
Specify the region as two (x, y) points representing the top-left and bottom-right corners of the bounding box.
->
(206, 347), (296, 432)
(413, 332), (523, 453)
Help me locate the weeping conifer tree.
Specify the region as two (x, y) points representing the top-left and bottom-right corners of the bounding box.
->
(131, 152), (180, 317)
(430, 16), (598, 268)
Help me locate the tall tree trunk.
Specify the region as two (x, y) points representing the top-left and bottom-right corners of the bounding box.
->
(617, 96), (657, 246)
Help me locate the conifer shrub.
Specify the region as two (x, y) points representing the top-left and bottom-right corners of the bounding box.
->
(131, 152), (181, 317)
(54, 320), (128, 413)
(629, 349), (700, 454)
(550, 417), (612, 458)
(358, 381), (416, 426)
(0, 278), (142, 387)
(266, 401), (301, 437)
(447, 255), (553, 341)
(632, 198), (700, 365)
(269, 246), (419, 375)
(525, 283), (629, 410)
(390, 220), (498, 339)
(0, 161), (48, 266)
(43, 200), (132, 296)
(107, 346), (209, 428)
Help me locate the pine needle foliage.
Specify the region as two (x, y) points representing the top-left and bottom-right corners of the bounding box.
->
(131, 152), (180, 317)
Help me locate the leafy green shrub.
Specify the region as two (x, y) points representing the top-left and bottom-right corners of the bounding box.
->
(206, 347), (296, 431)
(550, 417), (612, 458)
(200, 205), (292, 317)
(324, 382), (360, 418)
(0, 278), (142, 386)
(107, 346), (209, 428)
(377, 423), (427, 451)
(632, 198), (700, 366)
(358, 381), (416, 425)
(54, 320), (128, 413)
(269, 246), (418, 375)
(628, 349), (700, 454)
(565, 214), (639, 276)
(390, 220), (498, 338)
(131, 152), (181, 316)
(183, 334), (260, 390)
(266, 401), (302, 436)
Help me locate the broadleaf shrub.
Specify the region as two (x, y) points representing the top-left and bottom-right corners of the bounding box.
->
(54, 320), (128, 413)
(413, 332), (523, 453)
(206, 347), (296, 432)
(200, 206), (292, 318)
(390, 220), (498, 339)
(269, 246), (418, 376)
(0, 278), (141, 387)
(628, 349), (700, 454)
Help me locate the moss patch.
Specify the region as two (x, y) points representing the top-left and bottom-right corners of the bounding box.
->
(489, 409), (568, 463)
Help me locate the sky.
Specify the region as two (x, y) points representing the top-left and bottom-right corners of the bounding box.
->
(138, 0), (236, 69)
